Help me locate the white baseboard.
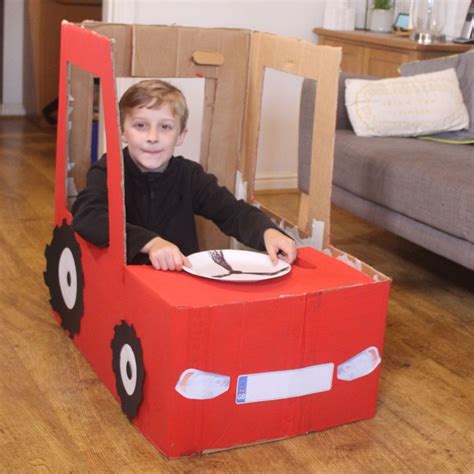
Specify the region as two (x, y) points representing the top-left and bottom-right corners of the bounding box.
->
(0, 103), (26, 116)
(254, 175), (297, 191)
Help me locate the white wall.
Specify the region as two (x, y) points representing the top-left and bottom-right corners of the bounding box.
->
(1, 0), (25, 116)
(2, 0), (470, 121)
(104, 0), (325, 41)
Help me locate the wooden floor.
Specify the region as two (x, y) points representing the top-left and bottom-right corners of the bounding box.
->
(1, 118), (473, 472)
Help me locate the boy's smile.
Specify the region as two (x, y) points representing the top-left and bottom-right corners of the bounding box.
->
(122, 102), (187, 172)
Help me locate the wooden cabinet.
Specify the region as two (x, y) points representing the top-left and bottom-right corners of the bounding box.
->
(23, 0), (102, 118)
(314, 29), (472, 77)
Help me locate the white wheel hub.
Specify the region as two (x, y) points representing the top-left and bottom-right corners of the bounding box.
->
(120, 344), (137, 396)
(58, 247), (77, 310)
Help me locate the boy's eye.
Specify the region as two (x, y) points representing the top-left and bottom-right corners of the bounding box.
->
(161, 124), (173, 130)
(134, 122), (146, 130)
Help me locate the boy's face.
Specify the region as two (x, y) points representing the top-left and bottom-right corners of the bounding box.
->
(121, 102), (187, 172)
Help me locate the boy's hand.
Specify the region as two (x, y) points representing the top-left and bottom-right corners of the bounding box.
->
(141, 237), (191, 271)
(263, 228), (297, 265)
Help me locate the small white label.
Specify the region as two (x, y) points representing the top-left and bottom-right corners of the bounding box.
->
(236, 363), (334, 404)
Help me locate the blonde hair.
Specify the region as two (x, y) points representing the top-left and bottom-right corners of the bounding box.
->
(119, 79), (188, 131)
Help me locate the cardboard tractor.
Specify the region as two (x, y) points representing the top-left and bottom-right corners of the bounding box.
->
(44, 22), (391, 458)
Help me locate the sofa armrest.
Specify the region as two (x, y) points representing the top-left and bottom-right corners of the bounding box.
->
(336, 72), (378, 130)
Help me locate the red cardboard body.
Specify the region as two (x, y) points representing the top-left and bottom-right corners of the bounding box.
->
(45, 23), (391, 458)
(77, 234), (389, 457)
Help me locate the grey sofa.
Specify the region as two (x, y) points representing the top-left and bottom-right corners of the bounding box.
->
(299, 73), (474, 270)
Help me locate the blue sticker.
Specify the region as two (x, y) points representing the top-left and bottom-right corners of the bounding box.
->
(236, 375), (248, 404)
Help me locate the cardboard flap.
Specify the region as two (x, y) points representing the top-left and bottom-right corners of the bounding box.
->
(82, 22), (133, 77)
(241, 32), (341, 250)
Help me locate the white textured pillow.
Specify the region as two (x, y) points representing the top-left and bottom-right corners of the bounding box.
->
(345, 68), (469, 138)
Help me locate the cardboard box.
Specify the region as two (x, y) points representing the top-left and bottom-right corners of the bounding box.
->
(44, 22), (391, 458)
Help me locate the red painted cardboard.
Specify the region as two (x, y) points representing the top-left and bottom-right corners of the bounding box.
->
(44, 22), (391, 458)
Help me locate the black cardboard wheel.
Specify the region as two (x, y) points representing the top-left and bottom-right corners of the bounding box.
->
(111, 321), (145, 420)
(44, 219), (84, 337)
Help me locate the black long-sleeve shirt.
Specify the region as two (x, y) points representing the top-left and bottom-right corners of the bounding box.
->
(72, 148), (280, 264)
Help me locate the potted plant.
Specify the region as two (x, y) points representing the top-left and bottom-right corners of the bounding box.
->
(369, 0), (394, 32)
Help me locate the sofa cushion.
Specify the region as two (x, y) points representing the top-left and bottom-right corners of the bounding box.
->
(333, 130), (474, 244)
(345, 69), (469, 138)
(400, 51), (474, 144)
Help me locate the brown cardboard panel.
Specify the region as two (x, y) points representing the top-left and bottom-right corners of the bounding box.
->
(242, 32), (341, 249)
(240, 33), (262, 193)
(306, 47), (341, 247)
(206, 28), (250, 192)
(174, 27), (222, 78)
(133, 26), (180, 76)
(195, 215), (229, 251)
(132, 26), (237, 78)
(199, 78), (218, 173)
(83, 22), (133, 77)
(200, 28), (250, 249)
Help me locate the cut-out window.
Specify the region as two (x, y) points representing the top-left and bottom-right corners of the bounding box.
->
(66, 64), (101, 210)
(66, 70), (216, 263)
(253, 68), (316, 227)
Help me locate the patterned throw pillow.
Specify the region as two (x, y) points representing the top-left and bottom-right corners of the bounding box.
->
(400, 51), (474, 144)
(345, 68), (469, 138)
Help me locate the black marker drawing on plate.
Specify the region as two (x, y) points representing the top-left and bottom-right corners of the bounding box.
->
(209, 250), (287, 279)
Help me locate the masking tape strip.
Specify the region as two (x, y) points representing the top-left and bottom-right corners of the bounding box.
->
(276, 219), (325, 251)
(234, 170), (248, 201)
(311, 219), (324, 250)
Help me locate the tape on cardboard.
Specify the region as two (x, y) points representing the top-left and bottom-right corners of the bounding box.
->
(192, 51), (225, 66)
(234, 170), (247, 201)
(311, 219), (324, 250)
(276, 219), (325, 250)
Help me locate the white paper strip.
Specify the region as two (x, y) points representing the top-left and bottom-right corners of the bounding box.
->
(236, 363), (334, 404)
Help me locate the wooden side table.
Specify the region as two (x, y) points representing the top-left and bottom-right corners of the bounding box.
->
(314, 28), (472, 77)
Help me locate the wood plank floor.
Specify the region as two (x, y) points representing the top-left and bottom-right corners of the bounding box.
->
(1, 118), (473, 472)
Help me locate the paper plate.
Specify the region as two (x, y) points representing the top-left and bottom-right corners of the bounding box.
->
(183, 249), (291, 282)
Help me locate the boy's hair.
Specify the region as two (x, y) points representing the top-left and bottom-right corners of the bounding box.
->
(119, 79), (189, 131)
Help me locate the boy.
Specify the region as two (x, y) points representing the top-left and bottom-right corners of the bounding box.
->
(72, 79), (296, 271)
